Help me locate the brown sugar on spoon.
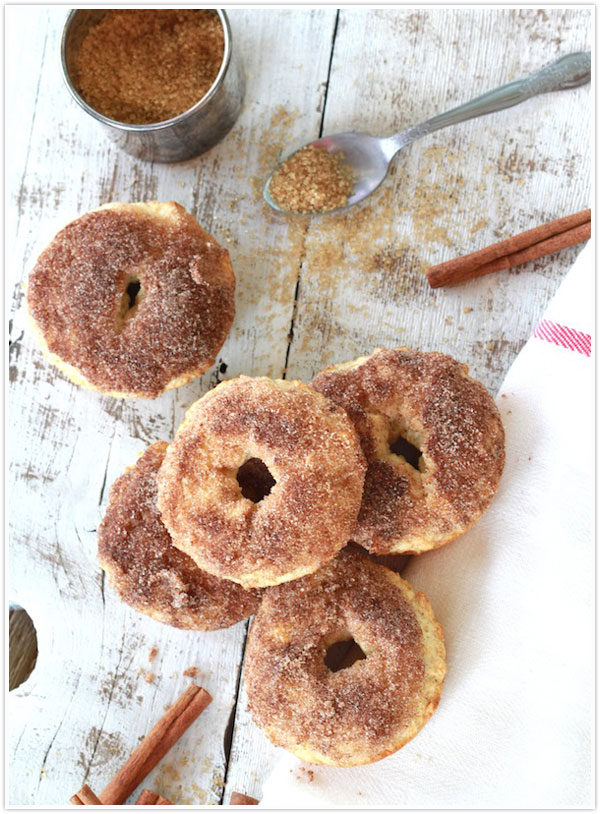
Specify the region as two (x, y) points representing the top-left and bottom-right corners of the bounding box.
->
(74, 10), (225, 124)
(269, 145), (355, 214)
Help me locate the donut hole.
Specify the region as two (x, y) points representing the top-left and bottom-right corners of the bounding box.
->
(236, 457), (276, 503)
(388, 421), (423, 470)
(126, 278), (141, 309)
(117, 275), (143, 327)
(324, 637), (367, 673)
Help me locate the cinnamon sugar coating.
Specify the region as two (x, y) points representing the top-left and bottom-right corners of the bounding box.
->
(312, 347), (505, 554)
(156, 377), (366, 588)
(26, 202), (235, 398)
(245, 547), (446, 766)
(98, 442), (260, 630)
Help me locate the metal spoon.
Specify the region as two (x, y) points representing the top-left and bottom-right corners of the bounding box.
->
(264, 51), (590, 216)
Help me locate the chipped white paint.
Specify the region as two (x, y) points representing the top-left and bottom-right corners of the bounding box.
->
(8, 7), (590, 806)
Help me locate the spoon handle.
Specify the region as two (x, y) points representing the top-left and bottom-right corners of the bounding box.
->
(387, 51), (590, 151)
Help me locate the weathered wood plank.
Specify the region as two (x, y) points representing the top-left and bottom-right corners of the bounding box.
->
(285, 8), (591, 393)
(8, 7), (337, 805)
(222, 659), (282, 804)
(221, 8), (591, 799)
(8, 7), (591, 806)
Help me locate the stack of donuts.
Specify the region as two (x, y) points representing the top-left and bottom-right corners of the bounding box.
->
(27, 203), (505, 767)
(97, 352), (504, 767)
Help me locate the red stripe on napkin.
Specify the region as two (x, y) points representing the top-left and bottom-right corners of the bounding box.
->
(533, 319), (591, 357)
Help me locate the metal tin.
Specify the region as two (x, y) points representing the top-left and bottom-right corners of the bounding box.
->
(61, 9), (245, 163)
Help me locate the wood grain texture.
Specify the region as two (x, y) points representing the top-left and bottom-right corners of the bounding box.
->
(284, 8), (591, 392)
(8, 7), (336, 806)
(222, 7), (592, 800)
(8, 6), (590, 806)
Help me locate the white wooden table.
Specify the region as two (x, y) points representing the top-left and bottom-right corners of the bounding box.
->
(8, 7), (591, 806)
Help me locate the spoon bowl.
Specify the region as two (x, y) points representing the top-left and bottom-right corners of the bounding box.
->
(264, 51), (590, 216)
(263, 132), (394, 216)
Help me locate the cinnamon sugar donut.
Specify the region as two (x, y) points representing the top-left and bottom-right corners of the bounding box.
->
(98, 442), (261, 630)
(26, 201), (235, 398)
(312, 347), (505, 555)
(245, 547), (446, 766)
(156, 376), (366, 588)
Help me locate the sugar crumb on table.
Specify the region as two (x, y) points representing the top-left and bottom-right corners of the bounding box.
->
(296, 766), (315, 783)
(136, 665), (156, 683)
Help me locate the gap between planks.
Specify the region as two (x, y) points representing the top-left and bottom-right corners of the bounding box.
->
(281, 9), (341, 383)
(220, 10), (342, 803)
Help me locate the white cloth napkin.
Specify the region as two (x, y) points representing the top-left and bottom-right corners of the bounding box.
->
(259, 244), (594, 809)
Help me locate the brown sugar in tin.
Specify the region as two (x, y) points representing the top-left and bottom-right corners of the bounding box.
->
(61, 9), (244, 163)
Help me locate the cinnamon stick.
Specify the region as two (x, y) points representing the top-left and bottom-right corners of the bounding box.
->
(426, 208), (591, 288)
(70, 784), (103, 805)
(136, 788), (173, 805)
(99, 684), (212, 805)
(230, 791), (260, 805)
